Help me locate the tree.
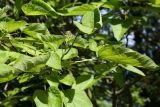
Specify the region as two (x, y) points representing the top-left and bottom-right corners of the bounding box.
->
(0, 0), (160, 107)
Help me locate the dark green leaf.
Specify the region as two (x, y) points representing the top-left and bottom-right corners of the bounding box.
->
(33, 90), (48, 107)
(114, 67), (124, 88)
(46, 74), (59, 87)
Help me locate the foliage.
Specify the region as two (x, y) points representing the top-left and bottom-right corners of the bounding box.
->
(0, 0), (160, 107)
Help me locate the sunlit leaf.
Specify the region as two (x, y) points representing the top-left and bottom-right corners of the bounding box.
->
(13, 55), (49, 72)
(149, 0), (160, 5)
(98, 45), (159, 70)
(0, 51), (28, 64)
(0, 21), (27, 33)
(59, 74), (75, 86)
(101, 0), (122, 9)
(74, 8), (102, 34)
(64, 89), (93, 107)
(17, 73), (34, 83)
(34, 87), (63, 107)
(121, 65), (145, 76)
(0, 64), (20, 83)
(72, 75), (94, 91)
(22, 0), (59, 16)
(67, 36), (88, 48)
(22, 23), (50, 36)
(73, 21), (93, 34)
(56, 48), (78, 60)
(46, 53), (61, 70)
(89, 39), (98, 51)
(64, 4), (96, 16)
(48, 86), (63, 107)
(110, 19), (130, 41)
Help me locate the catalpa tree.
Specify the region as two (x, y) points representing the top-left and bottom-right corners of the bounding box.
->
(0, 0), (160, 107)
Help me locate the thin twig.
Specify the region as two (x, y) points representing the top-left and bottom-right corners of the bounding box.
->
(61, 34), (78, 60)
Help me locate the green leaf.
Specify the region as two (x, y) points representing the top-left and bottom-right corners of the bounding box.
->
(14, 0), (23, 18)
(67, 36), (88, 48)
(22, 0), (58, 16)
(72, 75), (94, 91)
(56, 48), (78, 60)
(73, 21), (93, 34)
(121, 65), (145, 76)
(94, 64), (113, 74)
(37, 34), (65, 50)
(97, 45), (159, 70)
(110, 19), (131, 41)
(0, 51), (28, 64)
(46, 74), (59, 87)
(0, 52), (10, 64)
(48, 87), (63, 107)
(64, 89), (93, 107)
(101, 0), (122, 9)
(94, 8), (103, 28)
(0, 64), (20, 83)
(59, 74), (75, 86)
(17, 73), (34, 83)
(89, 39), (98, 51)
(149, 0), (160, 5)
(12, 40), (42, 56)
(22, 23), (50, 36)
(74, 8), (102, 34)
(13, 55), (49, 72)
(0, 21), (27, 33)
(46, 53), (61, 70)
(34, 87), (63, 107)
(114, 67), (125, 88)
(82, 11), (94, 28)
(64, 4), (96, 16)
(0, 6), (9, 19)
(22, 23), (64, 50)
(33, 90), (48, 107)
